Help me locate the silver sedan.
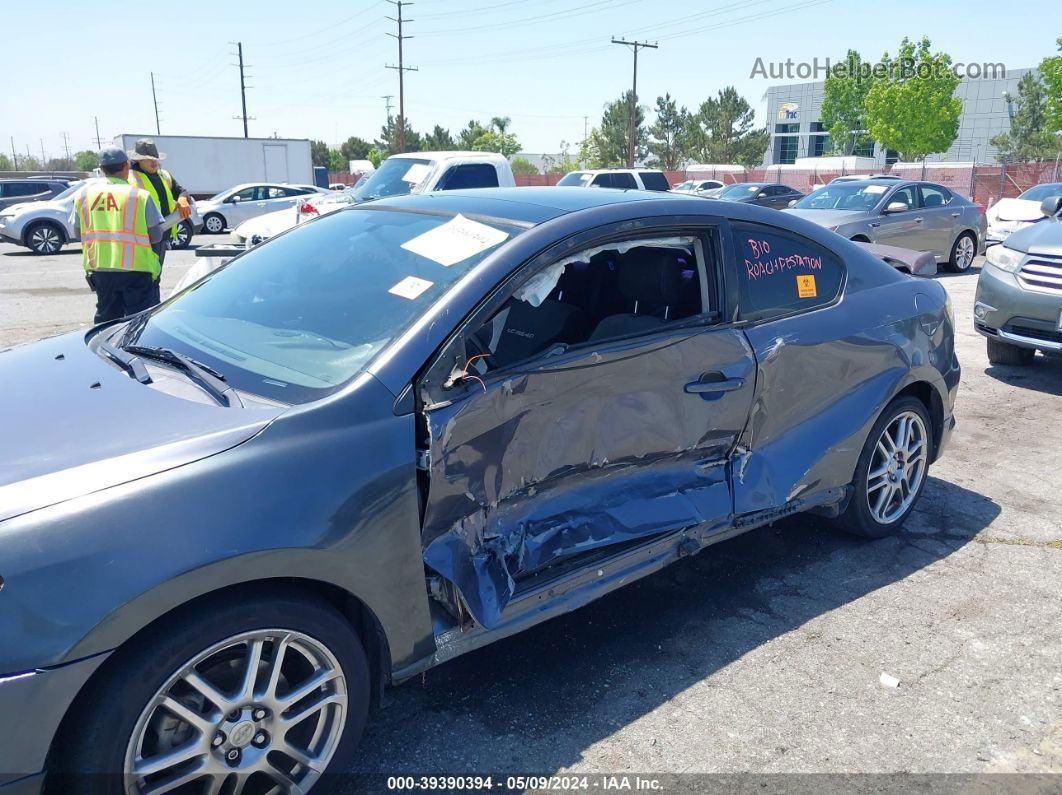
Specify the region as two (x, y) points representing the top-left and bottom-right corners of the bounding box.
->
(783, 178), (986, 272)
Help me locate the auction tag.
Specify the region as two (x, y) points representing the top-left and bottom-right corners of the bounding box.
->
(388, 276), (433, 300)
(796, 274), (817, 298)
(864, 185), (888, 194)
(401, 213), (509, 267)
(402, 163), (431, 184)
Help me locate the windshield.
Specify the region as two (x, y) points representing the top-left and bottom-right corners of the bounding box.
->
(1019, 183), (1062, 202)
(557, 172), (593, 186)
(127, 208), (522, 403)
(792, 183), (890, 211)
(719, 184), (761, 198)
(52, 183), (84, 201)
(673, 181), (694, 191)
(349, 158), (432, 201)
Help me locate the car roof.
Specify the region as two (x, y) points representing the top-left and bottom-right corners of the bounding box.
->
(828, 177), (919, 188)
(388, 151), (506, 162)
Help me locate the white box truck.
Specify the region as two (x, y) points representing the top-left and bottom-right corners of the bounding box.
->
(113, 134), (314, 197)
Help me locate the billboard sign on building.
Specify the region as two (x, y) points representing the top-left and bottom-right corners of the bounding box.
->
(777, 102), (799, 121)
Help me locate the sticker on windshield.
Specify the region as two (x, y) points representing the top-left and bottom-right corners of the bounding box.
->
(388, 276), (434, 300)
(796, 274), (817, 298)
(401, 213), (510, 267)
(864, 185), (888, 194)
(401, 163), (432, 184)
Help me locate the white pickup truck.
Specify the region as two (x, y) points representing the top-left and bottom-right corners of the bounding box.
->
(173, 152), (516, 296)
(231, 151), (516, 246)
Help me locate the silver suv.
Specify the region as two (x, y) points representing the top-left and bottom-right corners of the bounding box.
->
(974, 194), (1062, 365)
(0, 178), (71, 211)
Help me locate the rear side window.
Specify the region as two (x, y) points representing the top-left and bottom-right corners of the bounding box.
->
(591, 174), (613, 188)
(611, 172), (638, 189)
(438, 164), (500, 190)
(732, 222), (845, 322)
(639, 172), (670, 191)
(3, 182), (46, 197)
(919, 184), (951, 207)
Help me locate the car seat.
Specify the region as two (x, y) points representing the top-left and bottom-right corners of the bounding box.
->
(589, 248), (699, 341)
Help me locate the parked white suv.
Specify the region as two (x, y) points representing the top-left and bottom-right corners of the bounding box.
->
(557, 168), (671, 191)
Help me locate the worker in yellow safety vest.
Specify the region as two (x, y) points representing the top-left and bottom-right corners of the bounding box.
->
(72, 146), (166, 323)
(127, 139), (192, 275)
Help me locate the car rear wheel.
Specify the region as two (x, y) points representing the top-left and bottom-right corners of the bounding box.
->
(26, 221), (65, 254)
(831, 397), (932, 538)
(58, 592), (370, 794)
(986, 337), (1035, 366)
(203, 213), (226, 234)
(172, 220), (194, 250)
(944, 232), (976, 272)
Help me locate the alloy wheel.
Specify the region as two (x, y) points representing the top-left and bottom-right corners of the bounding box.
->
(175, 222), (191, 249)
(30, 225), (62, 254)
(123, 629), (348, 794)
(865, 410), (929, 525)
(954, 235), (975, 270)
(205, 216), (224, 234)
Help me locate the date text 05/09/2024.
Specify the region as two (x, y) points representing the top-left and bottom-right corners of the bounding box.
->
(387, 775), (664, 791)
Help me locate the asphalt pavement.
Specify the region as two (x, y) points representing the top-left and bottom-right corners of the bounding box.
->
(1, 237), (1060, 778)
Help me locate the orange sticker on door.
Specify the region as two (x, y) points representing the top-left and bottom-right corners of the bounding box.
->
(796, 274), (817, 298)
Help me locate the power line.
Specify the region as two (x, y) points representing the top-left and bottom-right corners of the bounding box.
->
(611, 38), (657, 167)
(385, 1), (418, 153)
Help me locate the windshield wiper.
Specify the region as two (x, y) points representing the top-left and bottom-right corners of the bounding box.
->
(99, 341), (152, 384)
(124, 345), (244, 408)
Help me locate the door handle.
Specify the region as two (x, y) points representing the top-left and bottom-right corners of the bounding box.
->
(869, 222), (880, 228)
(914, 217), (924, 223)
(951, 212), (960, 217)
(685, 375), (745, 394)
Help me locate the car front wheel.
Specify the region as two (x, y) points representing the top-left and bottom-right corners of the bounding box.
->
(173, 220), (194, 250)
(203, 213), (226, 234)
(26, 221), (65, 254)
(58, 592), (370, 794)
(986, 337), (1035, 366)
(832, 396), (932, 538)
(944, 232), (976, 272)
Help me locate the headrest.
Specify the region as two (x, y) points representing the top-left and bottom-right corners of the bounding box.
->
(617, 248), (696, 306)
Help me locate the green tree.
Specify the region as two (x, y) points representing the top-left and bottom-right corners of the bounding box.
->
(510, 156), (539, 175)
(45, 157), (75, 171)
(74, 150), (99, 171)
(471, 130), (522, 158)
(423, 125), (456, 150)
(327, 148), (346, 172)
(992, 72), (1057, 162)
(647, 93), (690, 170)
(457, 120), (489, 149)
(367, 148), (384, 168)
(0, 153), (13, 170)
(821, 49), (874, 155)
(340, 136), (373, 161)
(18, 155), (41, 172)
(490, 116), (512, 133)
(864, 36), (962, 161)
(685, 86), (762, 165)
(581, 91), (646, 168)
(376, 119), (421, 155)
(1040, 37), (1062, 133)
(310, 139), (330, 167)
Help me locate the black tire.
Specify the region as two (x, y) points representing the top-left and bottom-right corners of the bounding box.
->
(172, 220), (194, 250)
(986, 337), (1035, 366)
(25, 221), (65, 254)
(203, 213), (226, 234)
(849, 235), (871, 243)
(56, 591), (370, 793)
(944, 231), (977, 272)
(831, 396), (933, 538)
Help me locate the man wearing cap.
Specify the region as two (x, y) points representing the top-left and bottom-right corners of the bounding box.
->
(127, 139), (192, 274)
(71, 146), (167, 323)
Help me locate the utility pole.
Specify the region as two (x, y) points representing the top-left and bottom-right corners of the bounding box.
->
(233, 42), (251, 138)
(61, 132), (71, 162)
(40, 139), (47, 167)
(9, 137), (17, 170)
(611, 38), (657, 168)
(382, 94), (395, 123)
(93, 116), (103, 149)
(150, 72), (161, 135)
(385, 1), (418, 153)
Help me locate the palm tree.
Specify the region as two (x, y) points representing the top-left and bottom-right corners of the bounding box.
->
(490, 116), (511, 134)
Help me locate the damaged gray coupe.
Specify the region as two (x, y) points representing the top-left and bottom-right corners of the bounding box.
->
(0, 187), (958, 793)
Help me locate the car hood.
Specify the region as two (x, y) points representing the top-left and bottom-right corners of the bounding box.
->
(0, 332), (284, 523)
(782, 208), (866, 227)
(234, 208), (298, 241)
(4, 199), (67, 216)
(1003, 218), (1062, 256)
(988, 198), (1043, 223)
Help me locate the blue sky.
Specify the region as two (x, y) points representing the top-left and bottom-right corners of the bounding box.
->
(5, 0), (1059, 159)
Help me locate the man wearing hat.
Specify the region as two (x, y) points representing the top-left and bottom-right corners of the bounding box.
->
(71, 146), (167, 323)
(127, 139), (192, 275)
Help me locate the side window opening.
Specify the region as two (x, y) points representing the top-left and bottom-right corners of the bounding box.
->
(611, 172), (638, 189)
(465, 236), (712, 374)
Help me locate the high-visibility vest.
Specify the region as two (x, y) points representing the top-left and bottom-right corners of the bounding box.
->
(129, 167), (178, 240)
(75, 177), (160, 278)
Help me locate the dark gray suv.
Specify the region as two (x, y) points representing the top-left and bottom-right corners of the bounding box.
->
(0, 179), (70, 211)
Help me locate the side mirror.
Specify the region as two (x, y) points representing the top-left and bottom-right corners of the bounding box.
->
(1041, 195), (1062, 218)
(883, 201), (908, 214)
(228, 195), (241, 203)
(787, 199), (797, 208)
